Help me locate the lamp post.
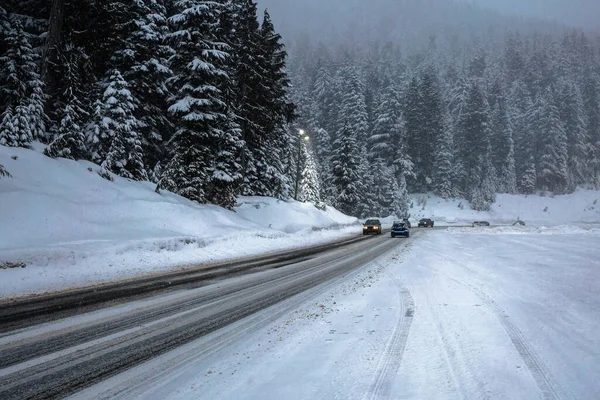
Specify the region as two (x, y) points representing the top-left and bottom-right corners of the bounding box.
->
(294, 129), (309, 200)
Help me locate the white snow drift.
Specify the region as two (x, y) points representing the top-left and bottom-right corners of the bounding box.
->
(0, 145), (357, 298)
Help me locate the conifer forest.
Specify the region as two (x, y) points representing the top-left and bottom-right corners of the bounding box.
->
(1, 0), (599, 218)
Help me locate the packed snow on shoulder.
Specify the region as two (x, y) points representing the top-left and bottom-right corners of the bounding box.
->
(0, 145), (358, 298)
(404, 191), (600, 226)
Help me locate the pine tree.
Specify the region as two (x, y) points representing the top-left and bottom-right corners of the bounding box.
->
(556, 78), (588, 189)
(503, 32), (525, 84)
(311, 65), (335, 134)
(0, 163), (9, 178)
(331, 122), (363, 216)
(0, 104), (32, 148)
(0, 19), (46, 146)
(390, 173), (409, 218)
(433, 113), (455, 199)
(508, 79), (534, 192)
(582, 72), (600, 188)
(537, 88), (569, 194)
(520, 157), (537, 194)
(231, 2), (293, 197)
(489, 80), (517, 193)
(405, 67), (442, 191)
(368, 157), (396, 217)
(112, 0), (173, 172)
(418, 67), (443, 190)
(44, 43), (89, 160)
(299, 145), (321, 203)
(87, 99), (107, 164)
(457, 81), (490, 198)
(162, 0), (240, 206)
(338, 66), (368, 142)
(99, 70), (147, 181)
(230, 0), (265, 195)
(369, 84), (402, 162)
(44, 101), (87, 159)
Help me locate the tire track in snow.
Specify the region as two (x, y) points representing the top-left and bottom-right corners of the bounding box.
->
(465, 283), (566, 400)
(428, 258), (567, 400)
(363, 274), (414, 400)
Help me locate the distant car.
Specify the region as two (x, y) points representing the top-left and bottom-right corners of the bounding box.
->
(472, 221), (490, 227)
(402, 218), (411, 228)
(363, 219), (382, 235)
(418, 218), (434, 228)
(391, 222), (410, 238)
(513, 219), (526, 226)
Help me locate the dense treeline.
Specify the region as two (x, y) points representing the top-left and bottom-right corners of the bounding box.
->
(0, 0), (295, 209)
(2, 1), (600, 220)
(289, 30), (600, 215)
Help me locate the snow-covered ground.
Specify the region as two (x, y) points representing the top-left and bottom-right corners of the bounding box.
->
(83, 229), (600, 400)
(2, 144), (600, 299)
(404, 190), (600, 226)
(0, 145), (358, 298)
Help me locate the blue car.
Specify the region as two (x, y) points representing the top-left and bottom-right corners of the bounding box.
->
(391, 221), (410, 238)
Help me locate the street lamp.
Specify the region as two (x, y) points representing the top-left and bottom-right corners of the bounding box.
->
(294, 129), (309, 200)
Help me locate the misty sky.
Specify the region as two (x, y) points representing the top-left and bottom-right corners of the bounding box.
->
(257, 0), (599, 31)
(459, 0), (597, 29)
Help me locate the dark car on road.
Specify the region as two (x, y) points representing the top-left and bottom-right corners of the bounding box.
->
(472, 221), (490, 227)
(363, 219), (382, 235)
(418, 218), (434, 228)
(391, 221), (410, 238)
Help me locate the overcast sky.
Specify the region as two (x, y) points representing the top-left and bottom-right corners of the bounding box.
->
(463, 0), (599, 29)
(257, 0), (598, 31)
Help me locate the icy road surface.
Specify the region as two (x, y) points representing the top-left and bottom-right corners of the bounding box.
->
(68, 227), (600, 400)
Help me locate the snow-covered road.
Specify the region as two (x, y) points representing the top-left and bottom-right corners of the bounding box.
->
(71, 228), (600, 400)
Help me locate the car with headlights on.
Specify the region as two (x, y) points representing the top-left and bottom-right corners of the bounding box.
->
(391, 221), (410, 238)
(418, 218), (434, 228)
(363, 219), (382, 235)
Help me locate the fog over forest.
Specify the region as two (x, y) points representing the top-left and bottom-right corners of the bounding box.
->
(255, 0), (600, 217)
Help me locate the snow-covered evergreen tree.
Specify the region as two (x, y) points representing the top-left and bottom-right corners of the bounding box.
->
(536, 88), (569, 194)
(338, 66), (369, 142)
(99, 70), (147, 181)
(520, 157), (537, 194)
(113, 0), (173, 172)
(0, 163), (9, 178)
(87, 99), (107, 164)
(299, 145), (321, 203)
(230, 3), (293, 198)
(330, 122), (364, 216)
(0, 19), (46, 146)
(433, 113), (455, 199)
(457, 81), (490, 198)
(45, 43), (89, 160)
(369, 84), (402, 162)
(556, 78), (588, 189)
(44, 101), (87, 160)
(162, 0), (241, 207)
(489, 80), (516, 193)
(582, 72), (600, 188)
(0, 104), (32, 148)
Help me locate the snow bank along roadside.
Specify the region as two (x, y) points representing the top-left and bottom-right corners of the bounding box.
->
(0, 145), (359, 298)
(402, 190), (600, 226)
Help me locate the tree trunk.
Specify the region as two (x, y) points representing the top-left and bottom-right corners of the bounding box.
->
(42, 0), (65, 97)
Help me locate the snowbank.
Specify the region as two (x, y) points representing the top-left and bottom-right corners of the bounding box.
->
(0, 145), (358, 298)
(453, 224), (600, 235)
(405, 191), (600, 226)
